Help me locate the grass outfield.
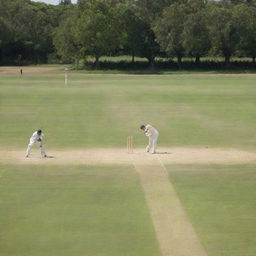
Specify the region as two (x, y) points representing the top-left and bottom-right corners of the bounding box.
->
(1, 66), (256, 256)
(0, 67), (256, 149)
(168, 164), (256, 256)
(0, 164), (160, 256)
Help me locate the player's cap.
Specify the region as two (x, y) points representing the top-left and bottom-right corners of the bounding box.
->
(140, 125), (145, 130)
(37, 129), (42, 134)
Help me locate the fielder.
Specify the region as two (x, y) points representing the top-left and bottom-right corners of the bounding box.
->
(25, 130), (47, 158)
(140, 124), (159, 154)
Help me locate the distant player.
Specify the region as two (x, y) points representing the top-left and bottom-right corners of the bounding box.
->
(140, 124), (159, 154)
(25, 130), (47, 158)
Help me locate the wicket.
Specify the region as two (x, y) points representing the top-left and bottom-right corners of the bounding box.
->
(127, 136), (133, 153)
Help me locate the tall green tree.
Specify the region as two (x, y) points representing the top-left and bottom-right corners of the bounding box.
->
(130, 0), (172, 66)
(122, 5), (146, 62)
(76, 0), (125, 67)
(0, 0), (59, 64)
(182, 9), (210, 63)
(232, 4), (256, 62)
(134, 0), (175, 23)
(208, 5), (237, 65)
(154, 3), (186, 67)
(0, 17), (12, 64)
(53, 9), (80, 63)
(138, 23), (160, 67)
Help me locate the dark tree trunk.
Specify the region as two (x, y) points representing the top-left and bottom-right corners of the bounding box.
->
(195, 56), (200, 64)
(224, 55), (230, 66)
(150, 58), (155, 69)
(75, 59), (79, 69)
(147, 56), (155, 69)
(132, 50), (135, 64)
(177, 55), (182, 69)
(94, 56), (100, 69)
(252, 56), (255, 63)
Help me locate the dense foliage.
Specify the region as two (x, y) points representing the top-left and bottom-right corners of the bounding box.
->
(1, 0), (256, 68)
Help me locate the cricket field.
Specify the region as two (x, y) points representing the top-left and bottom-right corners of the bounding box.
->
(0, 65), (256, 256)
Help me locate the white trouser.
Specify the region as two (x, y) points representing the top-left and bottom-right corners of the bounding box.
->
(26, 139), (46, 157)
(146, 133), (159, 153)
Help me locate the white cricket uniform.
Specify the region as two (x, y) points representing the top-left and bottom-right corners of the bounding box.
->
(144, 124), (159, 154)
(25, 131), (46, 157)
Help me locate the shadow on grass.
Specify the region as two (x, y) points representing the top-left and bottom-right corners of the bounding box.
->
(155, 152), (172, 155)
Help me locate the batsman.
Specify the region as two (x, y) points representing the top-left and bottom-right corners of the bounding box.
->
(25, 129), (47, 158)
(140, 124), (159, 154)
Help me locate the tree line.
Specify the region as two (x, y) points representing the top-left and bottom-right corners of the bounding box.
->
(1, 0), (256, 68)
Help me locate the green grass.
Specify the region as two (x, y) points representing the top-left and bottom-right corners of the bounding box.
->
(1, 68), (256, 150)
(0, 164), (160, 256)
(1, 66), (256, 256)
(168, 165), (256, 256)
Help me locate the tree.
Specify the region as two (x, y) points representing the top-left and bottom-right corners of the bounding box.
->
(138, 23), (160, 67)
(208, 5), (237, 65)
(154, 3), (187, 67)
(53, 10), (80, 63)
(76, 0), (125, 67)
(121, 5), (146, 62)
(232, 4), (256, 62)
(14, 2), (55, 63)
(0, 0), (59, 64)
(128, 0), (171, 67)
(133, 0), (175, 23)
(182, 9), (210, 63)
(0, 17), (13, 64)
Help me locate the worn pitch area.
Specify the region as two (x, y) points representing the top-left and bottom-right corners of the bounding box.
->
(1, 147), (256, 166)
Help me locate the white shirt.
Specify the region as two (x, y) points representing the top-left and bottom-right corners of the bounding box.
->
(144, 124), (159, 138)
(30, 131), (43, 143)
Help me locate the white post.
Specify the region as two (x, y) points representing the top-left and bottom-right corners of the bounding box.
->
(65, 68), (68, 85)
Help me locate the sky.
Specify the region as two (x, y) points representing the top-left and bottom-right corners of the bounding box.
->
(32, 0), (77, 5)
